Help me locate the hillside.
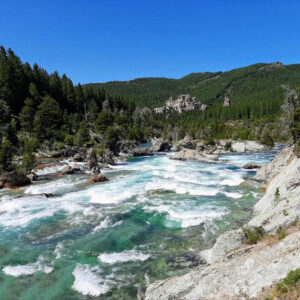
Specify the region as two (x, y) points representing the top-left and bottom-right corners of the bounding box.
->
(86, 62), (300, 117)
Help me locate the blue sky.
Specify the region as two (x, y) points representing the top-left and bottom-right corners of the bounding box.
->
(0, 0), (299, 84)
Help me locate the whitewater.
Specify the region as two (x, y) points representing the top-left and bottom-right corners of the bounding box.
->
(0, 151), (275, 299)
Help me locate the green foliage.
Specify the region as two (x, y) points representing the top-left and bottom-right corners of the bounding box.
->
(22, 138), (37, 172)
(19, 97), (35, 134)
(261, 131), (274, 147)
(242, 226), (264, 244)
(74, 121), (89, 146)
(276, 226), (286, 239)
(294, 139), (300, 157)
(274, 188), (280, 204)
(277, 268), (300, 293)
(282, 209), (289, 216)
(291, 107), (300, 142)
(33, 95), (62, 140)
(0, 138), (13, 171)
(95, 110), (114, 133)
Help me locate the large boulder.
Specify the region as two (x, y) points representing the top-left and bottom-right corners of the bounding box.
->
(0, 171), (31, 189)
(59, 165), (74, 176)
(97, 149), (115, 165)
(86, 148), (98, 169)
(179, 135), (195, 149)
(116, 140), (137, 154)
(73, 153), (84, 162)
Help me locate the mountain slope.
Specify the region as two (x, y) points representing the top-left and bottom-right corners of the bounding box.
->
(85, 63), (300, 115)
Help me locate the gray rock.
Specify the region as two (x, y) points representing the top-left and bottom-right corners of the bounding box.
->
(73, 153), (84, 162)
(86, 148), (98, 169)
(27, 172), (38, 181)
(171, 149), (218, 162)
(0, 171), (31, 189)
(231, 140), (265, 153)
(243, 162), (262, 169)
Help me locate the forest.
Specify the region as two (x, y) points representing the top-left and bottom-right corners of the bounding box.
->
(1, 46), (300, 174)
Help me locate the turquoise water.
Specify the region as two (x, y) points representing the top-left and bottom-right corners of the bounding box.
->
(0, 151), (275, 299)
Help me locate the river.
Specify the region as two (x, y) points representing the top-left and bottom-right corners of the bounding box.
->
(0, 151), (275, 299)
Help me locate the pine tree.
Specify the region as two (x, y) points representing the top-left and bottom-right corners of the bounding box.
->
(0, 138), (13, 171)
(22, 138), (37, 172)
(261, 131), (274, 147)
(291, 107), (300, 143)
(19, 97), (35, 134)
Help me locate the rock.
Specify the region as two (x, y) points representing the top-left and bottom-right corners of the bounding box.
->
(154, 94), (207, 114)
(116, 140), (137, 155)
(231, 140), (265, 153)
(151, 138), (171, 152)
(178, 135), (195, 149)
(171, 149), (218, 162)
(73, 153), (84, 162)
(195, 142), (205, 151)
(27, 173), (38, 181)
(87, 173), (108, 184)
(243, 162), (262, 169)
(97, 149), (115, 165)
(86, 148), (98, 169)
(132, 148), (153, 157)
(0, 171), (31, 189)
(33, 163), (56, 172)
(218, 139), (232, 148)
(223, 96), (231, 107)
(59, 165), (74, 175)
(91, 166), (100, 175)
(254, 142), (294, 182)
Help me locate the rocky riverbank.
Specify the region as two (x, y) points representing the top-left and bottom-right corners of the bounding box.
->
(144, 143), (300, 300)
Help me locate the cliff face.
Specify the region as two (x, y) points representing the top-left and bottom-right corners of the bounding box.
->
(154, 94), (207, 114)
(145, 144), (300, 300)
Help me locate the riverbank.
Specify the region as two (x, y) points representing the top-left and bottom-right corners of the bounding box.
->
(144, 143), (300, 300)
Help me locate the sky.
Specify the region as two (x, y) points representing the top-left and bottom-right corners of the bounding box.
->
(0, 0), (299, 84)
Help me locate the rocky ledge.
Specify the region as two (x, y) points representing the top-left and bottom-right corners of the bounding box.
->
(145, 143), (300, 300)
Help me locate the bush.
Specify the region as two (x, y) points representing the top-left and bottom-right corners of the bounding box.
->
(277, 268), (300, 293)
(274, 187), (280, 204)
(294, 139), (300, 157)
(261, 131), (274, 147)
(242, 226), (264, 244)
(276, 226), (286, 239)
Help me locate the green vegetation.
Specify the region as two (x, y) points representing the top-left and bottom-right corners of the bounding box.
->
(274, 188), (280, 205)
(277, 268), (300, 294)
(242, 226), (265, 244)
(276, 226), (286, 239)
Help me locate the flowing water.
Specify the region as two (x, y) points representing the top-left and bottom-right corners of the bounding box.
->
(0, 151), (275, 299)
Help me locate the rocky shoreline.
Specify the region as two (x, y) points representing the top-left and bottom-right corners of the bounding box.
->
(144, 142), (300, 300)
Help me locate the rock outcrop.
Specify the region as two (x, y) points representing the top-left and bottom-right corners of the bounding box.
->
(145, 144), (300, 300)
(231, 140), (265, 153)
(151, 138), (171, 152)
(223, 96), (231, 107)
(243, 162), (262, 169)
(86, 148), (98, 169)
(87, 166), (108, 184)
(154, 94), (207, 114)
(0, 171), (31, 189)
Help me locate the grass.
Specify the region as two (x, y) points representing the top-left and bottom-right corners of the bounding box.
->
(242, 226), (265, 244)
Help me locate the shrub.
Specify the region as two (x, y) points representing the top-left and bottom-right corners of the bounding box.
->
(242, 226), (264, 244)
(276, 226), (286, 239)
(282, 209), (289, 216)
(276, 268), (300, 293)
(274, 188), (280, 204)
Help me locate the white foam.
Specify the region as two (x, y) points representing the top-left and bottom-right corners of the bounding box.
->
(93, 217), (123, 233)
(98, 249), (150, 264)
(34, 165), (66, 175)
(2, 256), (53, 277)
(72, 264), (111, 296)
(223, 191), (243, 199)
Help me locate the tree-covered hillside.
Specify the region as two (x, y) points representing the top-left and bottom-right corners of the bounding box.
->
(86, 62), (300, 120)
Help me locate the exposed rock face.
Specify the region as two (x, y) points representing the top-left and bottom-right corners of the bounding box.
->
(86, 148), (98, 169)
(73, 153), (84, 162)
(145, 144), (300, 300)
(154, 94), (207, 114)
(171, 149), (218, 162)
(223, 96), (231, 107)
(151, 138), (171, 152)
(132, 148), (153, 157)
(231, 140), (265, 153)
(97, 149), (115, 165)
(0, 171), (31, 189)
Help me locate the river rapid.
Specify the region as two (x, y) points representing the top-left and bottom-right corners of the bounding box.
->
(0, 151), (275, 299)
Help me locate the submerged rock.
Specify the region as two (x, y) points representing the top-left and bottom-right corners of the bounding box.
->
(0, 171), (31, 189)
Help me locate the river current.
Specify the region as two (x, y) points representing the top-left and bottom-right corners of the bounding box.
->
(0, 151), (275, 299)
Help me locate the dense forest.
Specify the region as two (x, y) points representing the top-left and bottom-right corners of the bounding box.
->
(0, 46), (300, 174)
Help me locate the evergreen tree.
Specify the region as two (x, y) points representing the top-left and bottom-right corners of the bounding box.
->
(261, 131), (274, 147)
(74, 121), (89, 146)
(0, 138), (13, 171)
(291, 107), (300, 142)
(33, 95), (62, 140)
(19, 97), (35, 134)
(95, 110), (114, 133)
(22, 138), (37, 172)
